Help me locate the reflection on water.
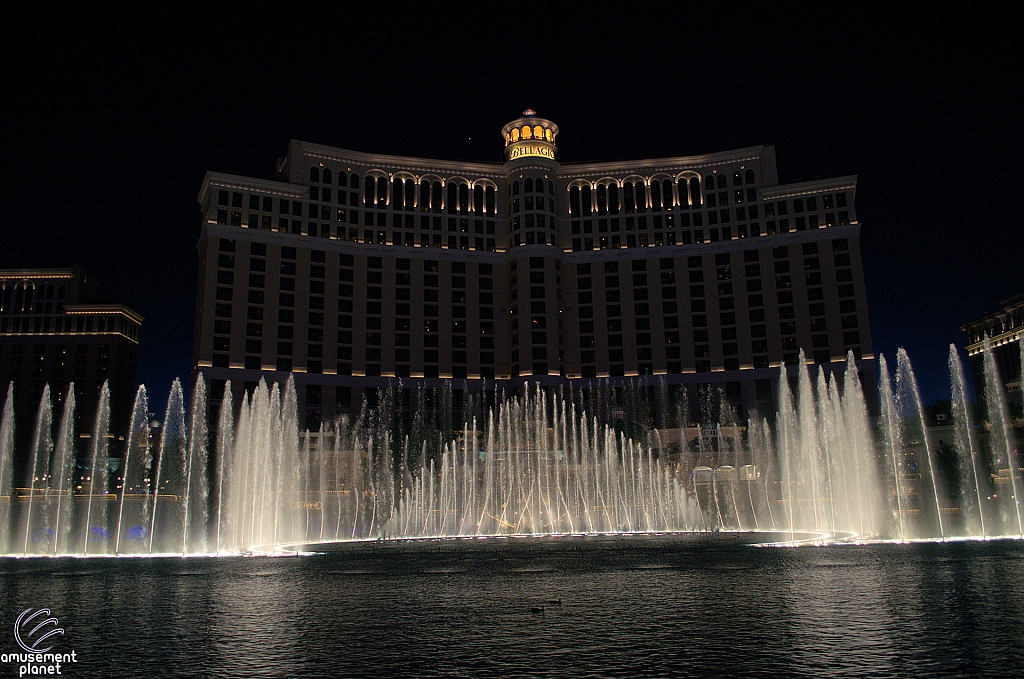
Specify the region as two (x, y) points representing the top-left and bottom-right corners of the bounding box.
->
(2, 539), (1023, 678)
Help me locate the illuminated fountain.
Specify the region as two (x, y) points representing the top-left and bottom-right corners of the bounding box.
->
(0, 340), (1021, 557)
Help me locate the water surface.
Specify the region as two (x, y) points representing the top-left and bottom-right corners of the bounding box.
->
(2, 537), (1022, 678)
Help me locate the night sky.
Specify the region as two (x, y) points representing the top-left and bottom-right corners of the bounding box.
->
(3, 7), (1020, 412)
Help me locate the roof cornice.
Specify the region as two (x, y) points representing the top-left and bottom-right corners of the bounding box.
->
(293, 140), (506, 178)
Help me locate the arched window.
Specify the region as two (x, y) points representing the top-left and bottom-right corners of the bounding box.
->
(350, 173), (360, 188)
(473, 185), (483, 213)
(392, 178), (404, 210)
(431, 181), (442, 213)
(581, 185), (593, 216)
(364, 176), (375, 207)
(513, 180), (520, 196)
(309, 167), (320, 182)
(533, 125), (543, 139)
(690, 178), (702, 206)
(338, 171), (348, 187)
(322, 168), (332, 184)
(678, 178), (689, 208)
(662, 179), (673, 208)
(596, 185), (608, 215)
(548, 181), (554, 195)
(405, 180), (415, 211)
(608, 184), (620, 214)
(569, 186), (581, 216)
(419, 180), (430, 210)
(650, 181), (662, 211)
(634, 182), (646, 212)
(377, 177), (387, 204)
(447, 182), (457, 212)
(511, 128), (520, 142)
(705, 175), (715, 192)
(522, 126), (532, 140)
(717, 175), (727, 189)
(485, 186), (496, 214)
(545, 129), (552, 142)
(733, 171), (743, 186)
(623, 182), (635, 214)
(525, 178), (534, 193)
(745, 169), (755, 184)
(459, 183), (469, 213)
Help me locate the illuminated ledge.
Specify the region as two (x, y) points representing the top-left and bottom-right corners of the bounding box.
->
(740, 364), (754, 370)
(65, 305), (145, 323)
(197, 361), (213, 368)
(625, 371), (638, 377)
(262, 365), (277, 371)
(0, 271), (75, 280)
(682, 368), (696, 374)
(712, 367), (725, 372)
(229, 362), (244, 369)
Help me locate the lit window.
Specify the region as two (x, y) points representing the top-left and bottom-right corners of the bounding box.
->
(533, 125), (543, 139)
(544, 129), (552, 142)
(511, 128), (520, 142)
(522, 126), (532, 140)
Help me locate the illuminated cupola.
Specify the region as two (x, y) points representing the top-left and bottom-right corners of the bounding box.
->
(501, 110), (559, 163)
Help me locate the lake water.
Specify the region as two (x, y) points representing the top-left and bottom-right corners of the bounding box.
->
(2, 536), (1022, 678)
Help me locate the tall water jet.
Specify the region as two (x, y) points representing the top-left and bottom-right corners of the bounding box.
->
(776, 362), (798, 542)
(115, 385), (150, 554)
(0, 383), (13, 554)
(183, 375), (209, 554)
(896, 348), (945, 539)
(796, 356), (823, 537)
(841, 353), (880, 539)
(151, 379), (186, 554)
(982, 336), (1023, 536)
(215, 380), (233, 554)
(50, 386), (76, 555)
(83, 381), (111, 555)
(23, 384), (53, 554)
(949, 345), (985, 536)
(878, 355), (906, 541)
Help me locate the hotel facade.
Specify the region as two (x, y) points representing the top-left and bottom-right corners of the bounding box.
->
(194, 112), (874, 427)
(0, 268), (143, 444)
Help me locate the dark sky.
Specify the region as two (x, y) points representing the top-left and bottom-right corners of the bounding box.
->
(3, 7), (1020, 411)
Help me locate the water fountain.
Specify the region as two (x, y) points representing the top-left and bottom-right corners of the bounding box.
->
(0, 340), (1021, 558)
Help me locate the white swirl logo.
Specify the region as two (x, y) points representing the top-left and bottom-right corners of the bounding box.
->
(13, 609), (64, 653)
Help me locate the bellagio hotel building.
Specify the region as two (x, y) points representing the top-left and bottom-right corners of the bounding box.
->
(194, 111), (874, 426)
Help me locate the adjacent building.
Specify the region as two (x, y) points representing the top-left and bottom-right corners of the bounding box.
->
(193, 112), (874, 427)
(0, 268), (143, 449)
(963, 291), (1024, 412)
